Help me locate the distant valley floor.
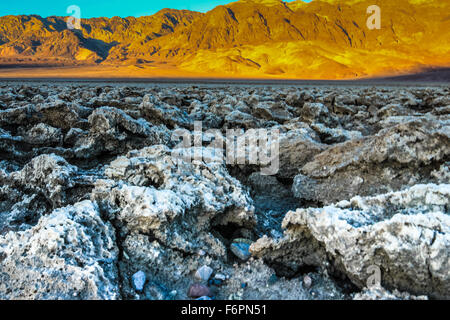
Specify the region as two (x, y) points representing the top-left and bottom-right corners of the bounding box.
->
(0, 65), (449, 83)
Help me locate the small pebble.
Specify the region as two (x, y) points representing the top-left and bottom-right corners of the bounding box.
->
(209, 279), (222, 286)
(168, 290), (177, 299)
(188, 283), (212, 298)
(303, 275), (312, 288)
(196, 296), (212, 300)
(195, 265), (213, 282)
(230, 241), (251, 261)
(214, 273), (226, 281)
(132, 271), (146, 292)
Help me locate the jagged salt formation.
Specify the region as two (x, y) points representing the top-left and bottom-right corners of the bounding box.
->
(251, 184), (450, 299)
(0, 201), (119, 299)
(94, 144), (255, 254)
(293, 118), (449, 204)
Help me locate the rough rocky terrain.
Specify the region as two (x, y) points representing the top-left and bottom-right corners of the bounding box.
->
(0, 81), (448, 300)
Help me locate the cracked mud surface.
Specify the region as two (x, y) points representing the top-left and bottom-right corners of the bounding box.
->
(0, 81), (448, 300)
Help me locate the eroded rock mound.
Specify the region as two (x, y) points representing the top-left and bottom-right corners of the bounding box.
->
(251, 184), (450, 299)
(293, 118), (449, 204)
(93, 145), (255, 256)
(0, 201), (119, 300)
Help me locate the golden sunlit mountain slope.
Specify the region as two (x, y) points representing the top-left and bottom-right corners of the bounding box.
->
(0, 9), (202, 64)
(0, 0), (449, 79)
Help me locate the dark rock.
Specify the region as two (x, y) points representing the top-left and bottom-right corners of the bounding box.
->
(187, 283), (213, 298)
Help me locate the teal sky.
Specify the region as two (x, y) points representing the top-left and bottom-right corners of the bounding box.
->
(0, 1), (312, 18)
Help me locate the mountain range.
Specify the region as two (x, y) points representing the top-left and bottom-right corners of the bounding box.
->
(0, 0), (449, 79)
